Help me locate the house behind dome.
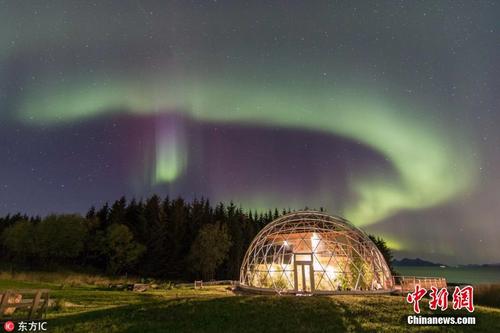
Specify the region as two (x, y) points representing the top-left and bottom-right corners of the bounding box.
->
(239, 211), (394, 294)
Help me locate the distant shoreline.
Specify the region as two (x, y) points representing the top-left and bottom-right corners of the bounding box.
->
(392, 257), (500, 268)
(393, 265), (500, 285)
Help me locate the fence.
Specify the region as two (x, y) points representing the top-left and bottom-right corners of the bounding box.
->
(393, 276), (447, 292)
(188, 277), (447, 293)
(192, 280), (237, 289)
(0, 289), (50, 320)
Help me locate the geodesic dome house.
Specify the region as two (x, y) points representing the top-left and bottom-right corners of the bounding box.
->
(239, 211), (394, 294)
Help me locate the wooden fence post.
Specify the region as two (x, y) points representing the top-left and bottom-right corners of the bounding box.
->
(29, 290), (42, 320)
(39, 291), (49, 319)
(0, 291), (11, 320)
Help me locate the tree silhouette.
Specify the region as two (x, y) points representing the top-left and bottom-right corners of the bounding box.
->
(0, 195), (395, 282)
(188, 222), (232, 281)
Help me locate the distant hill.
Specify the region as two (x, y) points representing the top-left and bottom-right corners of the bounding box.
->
(392, 258), (445, 267)
(393, 258), (500, 268)
(458, 263), (500, 268)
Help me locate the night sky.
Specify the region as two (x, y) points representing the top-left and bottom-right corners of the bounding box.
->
(0, 1), (499, 264)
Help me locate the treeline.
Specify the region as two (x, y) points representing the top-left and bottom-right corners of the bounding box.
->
(0, 196), (395, 281)
(0, 196), (286, 281)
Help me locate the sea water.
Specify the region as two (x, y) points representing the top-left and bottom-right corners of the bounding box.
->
(393, 266), (500, 285)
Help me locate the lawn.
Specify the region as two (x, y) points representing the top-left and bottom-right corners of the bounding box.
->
(1, 278), (500, 332)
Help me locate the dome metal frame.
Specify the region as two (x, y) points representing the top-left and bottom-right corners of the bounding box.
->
(239, 211), (394, 295)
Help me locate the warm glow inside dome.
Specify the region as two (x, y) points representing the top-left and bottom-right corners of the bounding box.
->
(239, 211), (394, 294)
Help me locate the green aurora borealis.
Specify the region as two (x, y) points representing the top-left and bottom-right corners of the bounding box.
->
(16, 75), (478, 228)
(0, 1), (498, 263)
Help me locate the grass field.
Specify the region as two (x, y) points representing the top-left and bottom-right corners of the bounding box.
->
(1, 275), (500, 332)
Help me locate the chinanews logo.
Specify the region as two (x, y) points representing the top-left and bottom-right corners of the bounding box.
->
(407, 285), (474, 313)
(406, 285), (476, 326)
